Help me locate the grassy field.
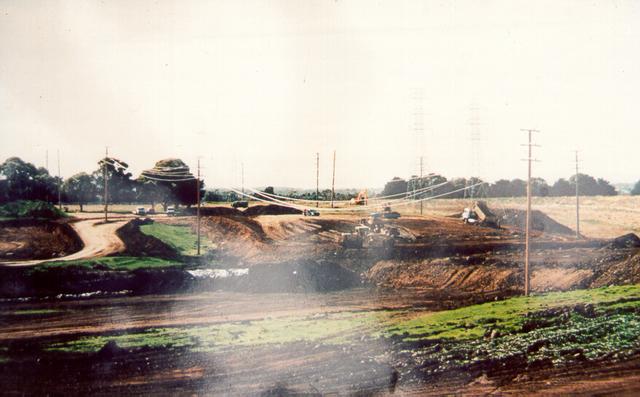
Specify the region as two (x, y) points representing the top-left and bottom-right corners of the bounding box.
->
(140, 223), (212, 256)
(401, 196), (640, 239)
(47, 285), (640, 368)
(32, 256), (180, 271)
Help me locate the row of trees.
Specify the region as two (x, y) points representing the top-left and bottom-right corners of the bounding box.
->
(0, 157), (202, 211)
(381, 173), (618, 199)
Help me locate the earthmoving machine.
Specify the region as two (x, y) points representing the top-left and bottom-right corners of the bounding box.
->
(350, 190), (368, 205)
(462, 201), (500, 228)
(340, 223), (396, 251)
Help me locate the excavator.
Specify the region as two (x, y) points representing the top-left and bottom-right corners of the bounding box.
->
(350, 190), (368, 206)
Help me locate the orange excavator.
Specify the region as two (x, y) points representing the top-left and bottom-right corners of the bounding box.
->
(350, 190), (368, 206)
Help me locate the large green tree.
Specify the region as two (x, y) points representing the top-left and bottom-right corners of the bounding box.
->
(62, 172), (97, 211)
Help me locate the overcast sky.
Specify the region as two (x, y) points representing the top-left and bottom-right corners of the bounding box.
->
(1, 1), (639, 189)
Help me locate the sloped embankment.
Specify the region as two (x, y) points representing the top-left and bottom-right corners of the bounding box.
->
(115, 219), (179, 259)
(366, 234), (640, 294)
(0, 219), (83, 260)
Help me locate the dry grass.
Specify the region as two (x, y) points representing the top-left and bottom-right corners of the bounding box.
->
(400, 196), (640, 239)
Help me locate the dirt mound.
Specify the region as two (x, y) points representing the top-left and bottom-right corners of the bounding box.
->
(0, 219), (82, 260)
(243, 204), (302, 217)
(237, 260), (360, 293)
(500, 208), (575, 235)
(366, 258), (522, 293)
(606, 233), (640, 249)
(200, 215), (269, 259)
(115, 219), (179, 259)
(590, 251), (640, 287)
(184, 206), (245, 217)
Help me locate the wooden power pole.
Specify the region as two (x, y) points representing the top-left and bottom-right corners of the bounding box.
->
(575, 151), (580, 239)
(420, 156), (424, 215)
(521, 129), (539, 296)
(331, 150), (336, 208)
(316, 152), (320, 208)
(196, 158), (201, 256)
(57, 149), (62, 210)
(104, 147), (109, 223)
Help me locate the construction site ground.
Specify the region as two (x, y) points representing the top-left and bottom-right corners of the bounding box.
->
(1, 198), (640, 394)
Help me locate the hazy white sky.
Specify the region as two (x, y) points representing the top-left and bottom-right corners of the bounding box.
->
(1, 0), (639, 189)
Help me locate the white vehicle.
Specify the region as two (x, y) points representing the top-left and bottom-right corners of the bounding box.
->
(166, 206), (176, 216)
(133, 207), (146, 216)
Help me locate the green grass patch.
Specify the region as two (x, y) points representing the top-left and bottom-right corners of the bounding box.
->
(383, 285), (640, 341)
(47, 310), (394, 353)
(32, 256), (180, 271)
(140, 223), (212, 256)
(4, 309), (60, 316)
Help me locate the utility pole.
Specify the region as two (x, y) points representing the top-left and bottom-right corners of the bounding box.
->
(241, 162), (245, 195)
(331, 150), (336, 208)
(575, 150), (580, 239)
(104, 147), (109, 223)
(57, 149), (62, 210)
(420, 156), (424, 215)
(521, 129), (539, 296)
(316, 152), (320, 208)
(196, 158), (201, 256)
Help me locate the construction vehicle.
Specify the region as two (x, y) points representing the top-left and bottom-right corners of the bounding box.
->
(462, 201), (500, 228)
(231, 200), (249, 208)
(340, 224), (395, 251)
(350, 190), (368, 205)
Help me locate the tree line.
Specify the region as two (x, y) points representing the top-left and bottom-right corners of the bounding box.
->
(381, 173), (619, 198)
(0, 157), (202, 211)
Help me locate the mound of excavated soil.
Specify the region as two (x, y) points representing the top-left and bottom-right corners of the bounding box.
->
(500, 208), (574, 235)
(236, 260), (360, 293)
(115, 219), (180, 259)
(605, 233), (640, 249)
(243, 204), (302, 217)
(0, 219), (82, 260)
(366, 258), (522, 293)
(200, 215), (269, 259)
(184, 206), (245, 217)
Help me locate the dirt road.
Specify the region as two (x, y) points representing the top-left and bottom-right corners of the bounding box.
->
(0, 218), (127, 266)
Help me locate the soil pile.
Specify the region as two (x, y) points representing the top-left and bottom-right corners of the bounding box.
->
(500, 208), (575, 235)
(0, 219), (82, 260)
(605, 233), (640, 249)
(115, 219), (179, 259)
(183, 206), (244, 217)
(366, 258), (522, 293)
(243, 204), (302, 217)
(200, 215), (269, 259)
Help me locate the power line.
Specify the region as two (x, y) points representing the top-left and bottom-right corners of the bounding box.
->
(331, 150), (336, 208)
(521, 128), (540, 297)
(196, 158), (201, 256)
(104, 146), (109, 223)
(57, 149), (61, 210)
(574, 150), (580, 240)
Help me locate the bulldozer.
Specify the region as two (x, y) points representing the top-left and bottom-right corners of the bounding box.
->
(340, 224), (395, 251)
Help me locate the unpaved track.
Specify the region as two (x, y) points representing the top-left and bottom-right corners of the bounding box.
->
(0, 218), (127, 266)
